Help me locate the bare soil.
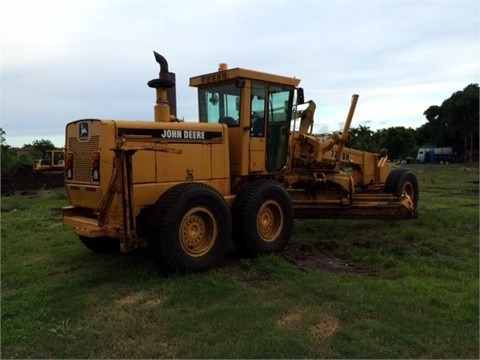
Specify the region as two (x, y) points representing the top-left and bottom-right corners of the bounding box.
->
(1, 172), (64, 195)
(282, 243), (371, 275)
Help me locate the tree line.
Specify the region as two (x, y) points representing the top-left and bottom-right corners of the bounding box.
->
(346, 83), (478, 162)
(1, 131), (57, 176)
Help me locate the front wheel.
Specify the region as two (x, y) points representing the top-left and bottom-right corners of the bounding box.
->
(147, 183), (231, 273)
(232, 179), (293, 257)
(384, 168), (419, 211)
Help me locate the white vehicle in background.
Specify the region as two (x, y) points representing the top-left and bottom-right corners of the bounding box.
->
(417, 147), (455, 163)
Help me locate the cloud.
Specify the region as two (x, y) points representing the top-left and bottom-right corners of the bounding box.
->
(1, 0), (478, 147)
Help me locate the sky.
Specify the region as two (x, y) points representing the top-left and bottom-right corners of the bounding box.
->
(1, 0), (479, 148)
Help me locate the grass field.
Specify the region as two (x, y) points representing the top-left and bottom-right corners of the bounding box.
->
(1, 164), (478, 359)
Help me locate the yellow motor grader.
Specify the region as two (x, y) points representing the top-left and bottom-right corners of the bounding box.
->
(33, 149), (65, 173)
(62, 51), (418, 272)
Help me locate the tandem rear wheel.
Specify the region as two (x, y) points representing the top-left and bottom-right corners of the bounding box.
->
(147, 182), (231, 273)
(146, 180), (294, 272)
(232, 179), (294, 257)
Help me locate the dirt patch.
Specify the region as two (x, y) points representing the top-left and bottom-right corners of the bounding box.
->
(115, 292), (147, 307)
(282, 243), (370, 275)
(144, 297), (165, 308)
(276, 309), (340, 339)
(276, 310), (304, 328)
(310, 315), (340, 339)
(115, 291), (166, 308)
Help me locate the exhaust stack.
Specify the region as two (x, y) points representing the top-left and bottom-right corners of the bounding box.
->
(147, 51), (177, 122)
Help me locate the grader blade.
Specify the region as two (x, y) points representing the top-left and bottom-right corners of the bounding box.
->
(293, 194), (416, 220)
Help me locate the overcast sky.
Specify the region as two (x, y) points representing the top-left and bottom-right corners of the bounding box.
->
(1, 0), (478, 148)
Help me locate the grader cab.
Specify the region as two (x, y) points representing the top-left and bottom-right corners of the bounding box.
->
(62, 52), (418, 273)
(33, 149), (65, 173)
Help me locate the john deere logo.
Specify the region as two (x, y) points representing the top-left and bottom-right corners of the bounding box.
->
(79, 122), (89, 141)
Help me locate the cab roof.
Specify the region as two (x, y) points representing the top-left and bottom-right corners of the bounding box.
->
(189, 67), (301, 88)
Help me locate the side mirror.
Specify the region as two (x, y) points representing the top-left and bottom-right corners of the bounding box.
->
(297, 88), (305, 105)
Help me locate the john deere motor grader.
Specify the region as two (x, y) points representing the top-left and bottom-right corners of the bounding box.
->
(63, 52), (418, 272)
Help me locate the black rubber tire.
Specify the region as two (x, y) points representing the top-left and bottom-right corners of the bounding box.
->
(384, 168), (419, 209)
(232, 179), (293, 257)
(146, 182), (230, 273)
(79, 236), (120, 253)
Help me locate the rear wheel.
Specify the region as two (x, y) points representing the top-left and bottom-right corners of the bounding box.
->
(232, 179), (293, 257)
(385, 168), (419, 210)
(147, 183), (230, 273)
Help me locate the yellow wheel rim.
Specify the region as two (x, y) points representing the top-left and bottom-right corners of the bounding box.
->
(257, 200), (284, 242)
(403, 181), (414, 202)
(179, 207), (217, 257)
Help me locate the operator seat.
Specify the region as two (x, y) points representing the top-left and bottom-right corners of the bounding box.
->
(251, 116), (265, 137)
(219, 116), (237, 127)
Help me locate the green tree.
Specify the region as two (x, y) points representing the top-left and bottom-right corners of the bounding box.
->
(417, 105), (448, 146)
(0, 127), (10, 151)
(347, 125), (379, 152)
(378, 127), (416, 161)
(1, 128), (14, 175)
(0, 129), (37, 176)
(418, 83), (479, 162)
(442, 84), (479, 162)
(30, 139), (56, 154)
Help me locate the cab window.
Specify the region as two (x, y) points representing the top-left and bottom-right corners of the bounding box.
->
(198, 83), (240, 127)
(250, 82), (266, 137)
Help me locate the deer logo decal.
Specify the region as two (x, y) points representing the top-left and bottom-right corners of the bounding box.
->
(79, 122), (89, 141)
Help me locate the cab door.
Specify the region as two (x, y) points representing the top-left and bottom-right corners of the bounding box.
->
(249, 82), (294, 172)
(249, 82), (267, 172)
(265, 85), (294, 171)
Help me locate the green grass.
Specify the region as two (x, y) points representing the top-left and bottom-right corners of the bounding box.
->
(1, 164), (479, 359)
